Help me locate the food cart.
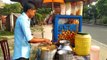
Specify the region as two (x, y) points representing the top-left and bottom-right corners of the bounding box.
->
(10, 0), (99, 60)
(35, 1), (92, 60)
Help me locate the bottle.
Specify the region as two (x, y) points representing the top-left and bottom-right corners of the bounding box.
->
(90, 45), (100, 60)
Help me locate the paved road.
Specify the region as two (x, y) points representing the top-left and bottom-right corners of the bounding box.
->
(82, 24), (107, 45)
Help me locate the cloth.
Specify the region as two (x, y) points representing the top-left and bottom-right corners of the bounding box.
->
(66, 2), (71, 15)
(60, 3), (66, 15)
(13, 12), (33, 59)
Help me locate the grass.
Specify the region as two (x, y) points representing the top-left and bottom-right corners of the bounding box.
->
(0, 49), (2, 56)
(0, 47), (3, 59)
(0, 25), (43, 39)
(0, 31), (14, 36)
(0, 31), (13, 56)
(0, 31), (14, 40)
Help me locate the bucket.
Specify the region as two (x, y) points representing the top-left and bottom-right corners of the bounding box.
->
(75, 33), (91, 56)
(40, 49), (57, 60)
(38, 44), (57, 60)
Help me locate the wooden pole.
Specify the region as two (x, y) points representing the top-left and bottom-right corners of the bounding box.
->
(52, 0), (54, 10)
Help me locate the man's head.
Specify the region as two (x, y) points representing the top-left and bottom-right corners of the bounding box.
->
(23, 2), (36, 18)
(54, 3), (61, 14)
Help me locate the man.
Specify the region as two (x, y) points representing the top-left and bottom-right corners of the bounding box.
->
(13, 2), (52, 60)
(45, 3), (61, 24)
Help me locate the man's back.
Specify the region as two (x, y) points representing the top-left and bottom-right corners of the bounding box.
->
(13, 13), (33, 59)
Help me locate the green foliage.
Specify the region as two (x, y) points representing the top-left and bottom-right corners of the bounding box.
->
(83, 0), (107, 20)
(83, 5), (89, 13)
(0, 31), (14, 36)
(35, 8), (52, 24)
(0, 49), (2, 57)
(96, 0), (107, 16)
(102, 16), (107, 24)
(83, 5), (93, 19)
(83, 0), (107, 24)
(37, 8), (52, 14)
(35, 13), (43, 23)
(0, 3), (22, 15)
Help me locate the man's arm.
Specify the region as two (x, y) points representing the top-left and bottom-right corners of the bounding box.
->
(28, 37), (52, 44)
(19, 17), (52, 44)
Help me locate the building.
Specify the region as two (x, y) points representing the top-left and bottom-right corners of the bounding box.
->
(0, 0), (5, 8)
(6, 13), (21, 32)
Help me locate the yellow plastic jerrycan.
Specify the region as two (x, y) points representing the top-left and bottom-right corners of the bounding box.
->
(75, 33), (91, 56)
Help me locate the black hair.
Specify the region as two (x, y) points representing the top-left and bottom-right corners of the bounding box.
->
(54, 3), (60, 8)
(23, 2), (36, 12)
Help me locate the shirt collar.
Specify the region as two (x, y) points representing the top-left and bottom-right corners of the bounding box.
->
(22, 12), (31, 21)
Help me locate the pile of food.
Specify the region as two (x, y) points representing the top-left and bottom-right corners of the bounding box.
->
(58, 30), (76, 46)
(40, 44), (56, 51)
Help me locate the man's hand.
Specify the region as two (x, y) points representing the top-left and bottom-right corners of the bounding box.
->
(43, 38), (52, 45)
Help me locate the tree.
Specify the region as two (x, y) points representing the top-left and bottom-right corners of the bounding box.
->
(90, 5), (98, 24)
(35, 8), (52, 24)
(95, 0), (107, 24)
(0, 3), (22, 15)
(96, 0), (107, 17)
(83, 5), (93, 22)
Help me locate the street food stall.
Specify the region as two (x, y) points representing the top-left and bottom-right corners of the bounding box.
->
(35, 0), (92, 60)
(11, 0), (99, 60)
